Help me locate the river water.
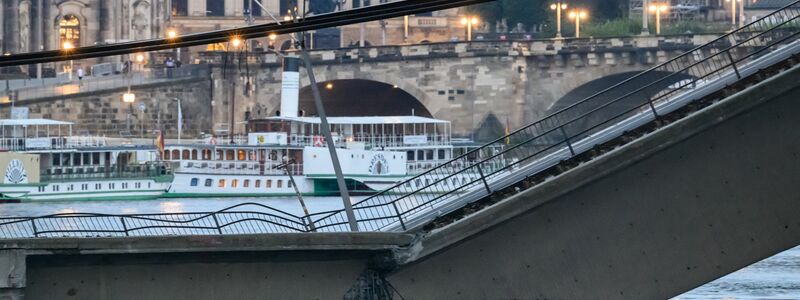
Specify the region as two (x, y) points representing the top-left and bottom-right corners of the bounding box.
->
(0, 197), (798, 299)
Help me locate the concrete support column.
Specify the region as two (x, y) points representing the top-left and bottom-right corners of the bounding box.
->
(0, 0), (5, 53)
(0, 250), (26, 300)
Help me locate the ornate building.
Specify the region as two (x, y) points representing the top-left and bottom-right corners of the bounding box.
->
(0, 0), (465, 76)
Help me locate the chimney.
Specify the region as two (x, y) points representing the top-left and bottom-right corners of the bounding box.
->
(280, 57), (302, 118)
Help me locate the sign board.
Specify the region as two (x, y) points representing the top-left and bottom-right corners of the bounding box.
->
(25, 138), (52, 149)
(403, 135), (428, 145)
(248, 133), (288, 146)
(10, 107), (29, 120)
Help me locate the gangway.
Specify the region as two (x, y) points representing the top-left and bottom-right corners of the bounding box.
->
(0, 1), (799, 238)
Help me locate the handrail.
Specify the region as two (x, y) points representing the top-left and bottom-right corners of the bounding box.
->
(0, 2), (799, 238)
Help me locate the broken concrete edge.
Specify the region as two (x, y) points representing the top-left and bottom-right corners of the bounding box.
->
(0, 232), (415, 255)
(394, 62), (800, 266)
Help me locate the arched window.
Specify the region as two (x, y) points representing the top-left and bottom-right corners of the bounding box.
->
(163, 151), (170, 160)
(171, 150), (180, 160)
(59, 15), (80, 47)
(191, 150), (198, 160)
(182, 150), (190, 160)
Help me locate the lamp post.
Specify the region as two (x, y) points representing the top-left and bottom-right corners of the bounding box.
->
(568, 10), (588, 38)
(123, 92), (136, 134)
(461, 16), (479, 41)
(550, 2), (568, 39)
(62, 41), (74, 80)
(167, 29), (180, 62)
(725, 0), (742, 29)
(649, 3), (669, 35)
(642, 0), (650, 35)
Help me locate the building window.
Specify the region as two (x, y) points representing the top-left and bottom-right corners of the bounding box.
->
(218, 179), (226, 188)
(205, 179), (213, 187)
(243, 0), (262, 16)
(190, 178), (199, 186)
(59, 15), (80, 47)
(207, 0), (225, 16)
(172, 0), (188, 16)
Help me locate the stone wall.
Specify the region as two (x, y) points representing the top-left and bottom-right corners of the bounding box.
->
(0, 79), (213, 139)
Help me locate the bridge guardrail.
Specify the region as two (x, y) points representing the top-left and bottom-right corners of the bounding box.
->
(309, 0), (800, 232)
(0, 1), (799, 238)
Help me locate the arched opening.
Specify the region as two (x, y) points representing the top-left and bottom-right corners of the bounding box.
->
(297, 79), (432, 117)
(59, 15), (80, 47)
(182, 150), (190, 160)
(474, 114), (507, 143)
(548, 71), (694, 140)
(171, 150), (180, 160)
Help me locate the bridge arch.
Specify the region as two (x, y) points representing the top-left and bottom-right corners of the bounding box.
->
(298, 79), (433, 117)
(545, 71), (694, 135)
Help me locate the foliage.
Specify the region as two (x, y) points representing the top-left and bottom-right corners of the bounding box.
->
(583, 19), (642, 37)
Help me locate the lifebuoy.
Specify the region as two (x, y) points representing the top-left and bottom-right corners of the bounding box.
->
(209, 137), (218, 145)
(312, 135), (324, 147)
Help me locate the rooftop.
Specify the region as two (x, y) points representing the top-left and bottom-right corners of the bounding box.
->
(260, 116), (450, 125)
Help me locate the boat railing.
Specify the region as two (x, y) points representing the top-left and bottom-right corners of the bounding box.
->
(173, 160), (303, 176)
(287, 134), (451, 149)
(406, 158), (508, 175)
(0, 136), (108, 151)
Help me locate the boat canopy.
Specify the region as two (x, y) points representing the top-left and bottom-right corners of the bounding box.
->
(0, 119), (73, 126)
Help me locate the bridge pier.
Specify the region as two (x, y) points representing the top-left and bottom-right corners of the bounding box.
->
(0, 250), (26, 300)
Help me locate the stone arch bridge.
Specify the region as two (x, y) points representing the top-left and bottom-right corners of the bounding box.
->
(210, 34), (720, 138)
(4, 34), (724, 138)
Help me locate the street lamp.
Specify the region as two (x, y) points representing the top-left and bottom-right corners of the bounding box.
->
(550, 2), (568, 39)
(62, 41), (75, 80)
(231, 37), (243, 48)
(725, 0), (743, 29)
(460, 16), (480, 42)
(568, 10), (588, 38)
(166, 29), (181, 62)
(123, 92), (136, 134)
(649, 3), (669, 35)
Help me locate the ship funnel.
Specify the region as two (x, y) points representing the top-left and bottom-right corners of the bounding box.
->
(280, 57), (302, 118)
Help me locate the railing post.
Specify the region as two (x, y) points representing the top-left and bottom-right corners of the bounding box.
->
(476, 163), (492, 195)
(30, 219), (38, 238)
(211, 214), (223, 235)
(559, 126), (576, 156)
(726, 50), (742, 79)
(392, 202), (407, 231)
(647, 97), (660, 119)
(120, 217), (129, 236)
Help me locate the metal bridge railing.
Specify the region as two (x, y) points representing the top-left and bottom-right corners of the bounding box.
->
(309, 0), (800, 233)
(1, 2), (799, 238)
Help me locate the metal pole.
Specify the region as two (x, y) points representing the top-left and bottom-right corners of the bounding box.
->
(642, 0), (649, 35)
(177, 98), (182, 144)
(281, 159), (315, 232)
(300, 41), (359, 232)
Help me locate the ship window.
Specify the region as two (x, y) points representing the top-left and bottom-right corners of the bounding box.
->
(163, 151), (171, 160)
(205, 179), (213, 187)
(190, 178), (199, 186)
(288, 180), (293, 188)
(96, 183), (101, 190)
(53, 154), (61, 166)
(243, 180), (250, 188)
(218, 179), (226, 188)
(231, 179), (238, 188)
(266, 180), (272, 188)
(417, 150), (424, 161)
(203, 149), (212, 160)
(172, 150), (180, 160)
(426, 150), (434, 160)
(226, 150), (235, 160)
(255, 180), (261, 188)
(277, 180), (283, 188)
(73, 154), (81, 165)
(238, 150), (246, 161)
(182, 150), (190, 160)
(407, 151), (414, 161)
(438, 150), (446, 160)
(93, 152), (100, 165)
(192, 150), (198, 160)
(216, 150), (223, 160)
(83, 153), (90, 165)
